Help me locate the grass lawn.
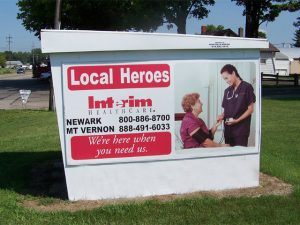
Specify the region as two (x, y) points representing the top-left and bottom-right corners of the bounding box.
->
(0, 98), (300, 225)
(0, 68), (14, 75)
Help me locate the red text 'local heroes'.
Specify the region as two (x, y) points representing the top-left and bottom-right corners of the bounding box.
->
(67, 64), (170, 90)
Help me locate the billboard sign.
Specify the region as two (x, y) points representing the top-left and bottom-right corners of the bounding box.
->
(62, 60), (259, 166)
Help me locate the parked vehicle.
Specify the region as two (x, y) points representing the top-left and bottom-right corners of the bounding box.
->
(16, 67), (25, 74)
(32, 63), (51, 79)
(40, 71), (52, 80)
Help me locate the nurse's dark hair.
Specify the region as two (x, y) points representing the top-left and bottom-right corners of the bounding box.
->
(220, 64), (242, 80)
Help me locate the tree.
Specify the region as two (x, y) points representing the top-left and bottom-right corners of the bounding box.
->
(0, 53), (6, 68)
(232, 0), (299, 38)
(205, 24), (224, 33)
(17, 0), (56, 37)
(17, 0), (215, 37)
(2, 50), (47, 65)
(163, 0), (215, 34)
(11, 51), (30, 64)
(4, 51), (13, 63)
(258, 31), (267, 39)
(31, 48), (48, 66)
(293, 17), (300, 47)
(17, 0), (166, 38)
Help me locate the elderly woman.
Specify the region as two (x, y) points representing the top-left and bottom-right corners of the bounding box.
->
(180, 93), (229, 149)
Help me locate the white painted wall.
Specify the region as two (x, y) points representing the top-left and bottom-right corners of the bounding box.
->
(65, 154), (260, 200)
(260, 52), (275, 75)
(275, 60), (290, 75)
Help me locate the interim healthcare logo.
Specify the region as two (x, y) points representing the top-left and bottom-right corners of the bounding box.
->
(88, 96), (153, 109)
(67, 64), (171, 90)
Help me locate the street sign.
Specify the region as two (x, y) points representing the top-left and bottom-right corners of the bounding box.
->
(19, 89), (31, 108)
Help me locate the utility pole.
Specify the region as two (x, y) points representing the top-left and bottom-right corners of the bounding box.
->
(54, 0), (62, 29)
(6, 34), (13, 67)
(49, 0), (61, 111)
(6, 34), (12, 52)
(32, 43), (36, 77)
(32, 43), (35, 65)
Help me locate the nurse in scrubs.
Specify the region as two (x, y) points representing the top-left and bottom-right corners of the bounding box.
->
(218, 64), (256, 147)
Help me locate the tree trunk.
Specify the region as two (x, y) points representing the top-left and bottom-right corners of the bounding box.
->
(176, 12), (187, 34)
(245, 1), (260, 38)
(177, 21), (186, 34)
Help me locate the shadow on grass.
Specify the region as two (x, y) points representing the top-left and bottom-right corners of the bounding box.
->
(262, 86), (300, 100)
(262, 97), (300, 101)
(0, 151), (68, 199)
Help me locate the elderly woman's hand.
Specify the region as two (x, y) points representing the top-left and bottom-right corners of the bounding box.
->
(215, 120), (222, 127)
(210, 120), (222, 136)
(217, 113), (224, 122)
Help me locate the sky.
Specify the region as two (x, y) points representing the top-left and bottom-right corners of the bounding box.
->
(0, 0), (299, 52)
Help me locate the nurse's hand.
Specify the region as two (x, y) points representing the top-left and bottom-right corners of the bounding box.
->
(225, 118), (238, 126)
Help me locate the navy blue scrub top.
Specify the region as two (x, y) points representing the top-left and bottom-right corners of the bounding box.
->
(222, 81), (256, 138)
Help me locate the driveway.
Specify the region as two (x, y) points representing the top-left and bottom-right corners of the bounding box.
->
(0, 72), (49, 110)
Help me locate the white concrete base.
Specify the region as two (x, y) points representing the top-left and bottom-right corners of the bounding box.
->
(65, 154), (259, 200)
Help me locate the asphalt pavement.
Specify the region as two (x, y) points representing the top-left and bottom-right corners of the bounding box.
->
(0, 72), (49, 110)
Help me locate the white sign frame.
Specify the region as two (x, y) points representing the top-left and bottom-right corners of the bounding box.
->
(59, 59), (260, 166)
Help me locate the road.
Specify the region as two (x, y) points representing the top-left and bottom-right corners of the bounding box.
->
(0, 72), (49, 109)
(1, 72), (299, 110)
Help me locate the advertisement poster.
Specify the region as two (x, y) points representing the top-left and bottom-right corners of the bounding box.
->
(62, 60), (259, 165)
